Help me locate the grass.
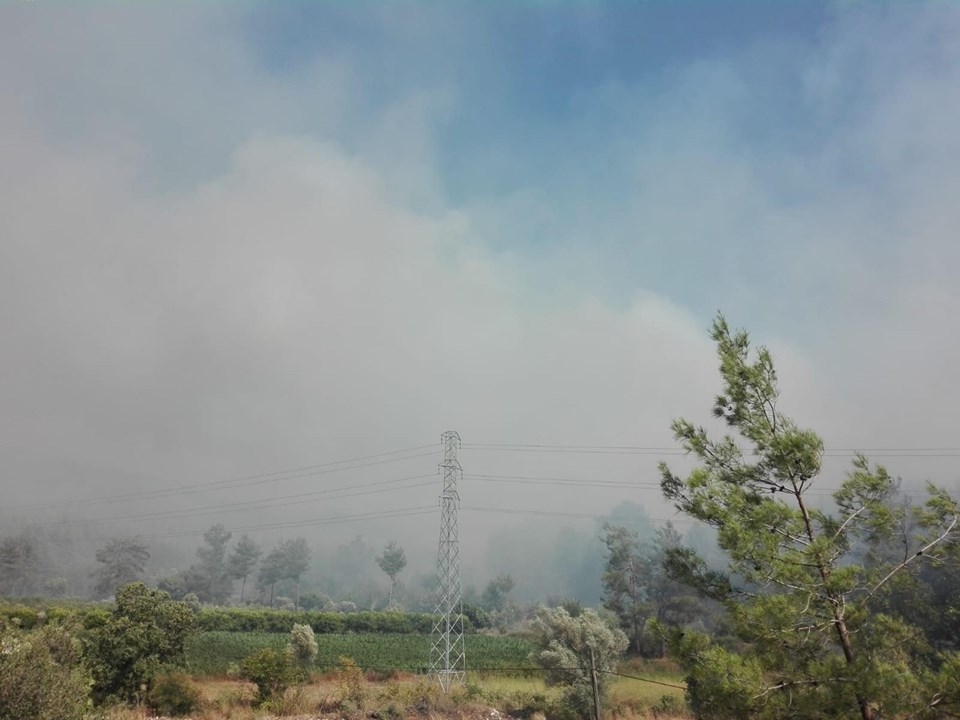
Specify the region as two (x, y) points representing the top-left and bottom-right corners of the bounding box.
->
(93, 673), (692, 719)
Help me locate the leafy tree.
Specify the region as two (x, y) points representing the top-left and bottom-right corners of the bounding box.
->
(83, 582), (194, 705)
(0, 622), (92, 720)
(92, 538), (149, 598)
(645, 522), (703, 655)
(289, 622), (318, 669)
(0, 535), (44, 597)
(331, 535), (376, 597)
(601, 523), (651, 654)
(375, 541), (407, 606)
(227, 534), (261, 603)
(155, 571), (189, 601)
(239, 647), (295, 705)
(281, 537), (311, 611)
(44, 576), (68, 598)
(257, 545), (285, 608)
(530, 606), (628, 720)
(257, 537), (311, 609)
(186, 524), (233, 604)
(481, 573), (515, 613)
(659, 314), (960, 720)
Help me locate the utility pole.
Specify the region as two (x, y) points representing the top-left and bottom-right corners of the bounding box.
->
(430, 431), (466, 692)
(590, 646), (602, 720)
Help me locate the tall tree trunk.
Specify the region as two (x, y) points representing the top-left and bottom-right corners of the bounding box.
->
(388, 578), (395, 606)
(269, 582), (275, 607)
(295, 579), (300, 611)
(795, 491), (874, 720)
(239, 574), (247, 604)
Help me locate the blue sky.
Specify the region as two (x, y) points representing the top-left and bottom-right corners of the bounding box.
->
(2, 1), (960, 559)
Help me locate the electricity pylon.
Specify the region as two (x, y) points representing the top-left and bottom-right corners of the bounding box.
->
(430, 430), (466, 692)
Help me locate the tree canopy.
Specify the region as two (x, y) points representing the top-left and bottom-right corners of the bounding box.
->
(93, 537), (149, 598)
(375, 541), (407, 606)
(660, 314), (960, 720)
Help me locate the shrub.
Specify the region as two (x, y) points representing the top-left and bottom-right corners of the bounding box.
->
(0, 624), (92, 720)
(146, 674), (202, 717)
(182, 592), (202, 613)
(335, 655), (366, 709)
(652, 693), (684, 717)
(83, 582), (195, 705)
(290, 623), (318, 668)
(239, 647), (295, 705)
(529, 606), (628, 720)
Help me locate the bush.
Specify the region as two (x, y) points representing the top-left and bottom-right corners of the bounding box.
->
(192, 606), (436, 634)
(335, 655), (367, 709)
(0, 603), (40, 630)
(290, 623), (318, 668)
(0, 624), (92, 720)
(239, 647), (295, 705)
(146, 674), (202, 717)
(83, 582), (195, 705)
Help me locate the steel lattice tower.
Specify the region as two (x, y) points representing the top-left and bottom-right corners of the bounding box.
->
(430, 430), (466, 692)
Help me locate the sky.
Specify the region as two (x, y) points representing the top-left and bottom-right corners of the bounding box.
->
(2, 1), (960, 586)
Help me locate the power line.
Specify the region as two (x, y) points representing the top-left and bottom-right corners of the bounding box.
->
(463, 505), (695, 525)
(41, 473), (439, 528)
(465, 473), (844, 497)
(3, 443), (439, 512)
(598, 668), (686, 690)
(123, 505), (438, 541)
(463, 442), (960, 458)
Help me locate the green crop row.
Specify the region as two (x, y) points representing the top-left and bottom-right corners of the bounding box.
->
(194, 608), (442, 634)
(0, 602), (453, 635)
(185, 631), (536, 677)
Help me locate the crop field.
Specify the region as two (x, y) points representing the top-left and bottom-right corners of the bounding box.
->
(186, 631), (536, 676)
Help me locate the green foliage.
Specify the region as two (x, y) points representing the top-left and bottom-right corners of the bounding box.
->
(182, 592), (201, 613)
(227, 534), (262, 604)
(335, 655), (367, 709)
(376, 541), (407, 606)
(462, 601), (491, 629)
(602, 524), (651, 654)
(186, 524), (233, 604)
(239, 647), (295, 705)
(0, 535), (43, 597)
(257, 537), (311, 608)
(146, 674), (203, 717)
(659, 314), (960, 720)
(530, 606), (628, 719)
(0, 602), (42, 629)
(92, 537), (149, 598)
(194, 606), (436, 633)
(289, 622), (318, 667)
(187, 630), (534, 676)
(0, 623), (92, 720)
(83, 581), (195, 705)
(155, 571), (189, 600)
(481, 573), (515, 613)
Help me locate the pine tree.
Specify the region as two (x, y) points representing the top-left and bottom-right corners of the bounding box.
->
(659, 314), (960, 720)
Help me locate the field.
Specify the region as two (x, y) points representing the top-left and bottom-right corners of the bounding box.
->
(174, 632), (689, 719)
(186, 631), (537, 676)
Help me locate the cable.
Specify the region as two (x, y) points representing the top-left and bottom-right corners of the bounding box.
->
(127, 505), (438, 541)
(464, 442), (960, 458)
(465, 473), (843, 496)
(463, 505), (695, 525)
(3, 443), (439, 511)
(467, 473), (661, 488)
(598, 668), (686, 689)
(43, 474), (439, 528)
